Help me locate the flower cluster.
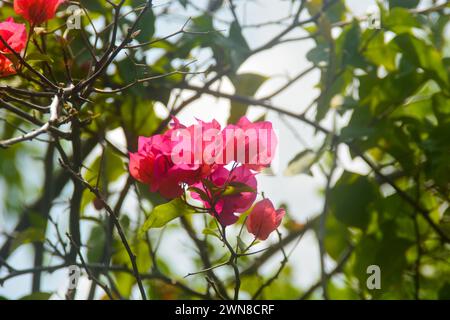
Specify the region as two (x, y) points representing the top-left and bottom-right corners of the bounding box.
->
(130, 116), (285, 240)
(0, 0), (65, 76)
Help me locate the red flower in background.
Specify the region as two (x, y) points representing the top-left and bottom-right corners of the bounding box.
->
(246, 199), (285, 240)
(0, 17), (27, 77)
(14, 0), (65, 25)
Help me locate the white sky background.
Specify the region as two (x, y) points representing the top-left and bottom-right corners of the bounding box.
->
(0, 0), (445, 299)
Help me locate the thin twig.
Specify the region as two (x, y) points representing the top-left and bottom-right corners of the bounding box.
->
(59, 160), (148, 300)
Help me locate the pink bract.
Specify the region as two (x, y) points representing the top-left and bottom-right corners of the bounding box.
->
(191, 166), (257, 226)
(246, 199), (285, 240)
(0, 18), (27, 77)
(221, 116), (277, 171)
(14, 0), (66, 25)
(129, 118), (219, 199)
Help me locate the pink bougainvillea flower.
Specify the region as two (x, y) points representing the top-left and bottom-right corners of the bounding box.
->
(170, 117), (222, 169)
(0, 18), (27, 51)
(0, 17), (27, 77)
(14, 0), (65, 25)
(246, 199), (285, 240)
(0, 56), (16, 77)
(191, 166), (257, 226)
(221, 116), (277, 171)
(129, 116), (278, 217)
(129, 118), (219, 199)
(129, 133), (188, 199)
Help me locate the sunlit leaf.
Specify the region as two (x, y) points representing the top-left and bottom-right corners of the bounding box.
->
(228, 73), (268, 124)
(140, 198), (196, 233)
(284, 149), (317, 176)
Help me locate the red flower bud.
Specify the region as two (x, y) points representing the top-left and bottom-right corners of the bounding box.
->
(246, 199), (285, 240)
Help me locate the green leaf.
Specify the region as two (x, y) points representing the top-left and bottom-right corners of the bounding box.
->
(120, 98), (161, 136)
(80, 0), (105, 13)
(26, 52), (54, 63)
(20, 292), (52, 300)
(137, 182), (166, 207)
(316, 70), (352, 121)
(306, 43), (330, 65)
(363, 32), (398, 72)
(134, 9), (155, 42)
(383, 7), (420, 34)
(390, 98), (433, 121)
(327, 280), (360, 299)
(227, 21), (251, 70)
(237, 236), (247, 252)
(241, 267), (300, 299)
(324, 0), (347, 23)
(330, 172), (379, 229)
(284, 149), (317, 176)
(336, 21), (364, 68)
(389, 0), (419, 9)
(236, 205), (253, 225)
(140, 198), (196, 233)
(84, 148), (124, 186)
(112, 239), (151, 298)
(356, 68), (427, 118)
(202, 228), (221, 239)
(432, 93), (450, 126)
(352, 222), (413, 296)
(81, 147), (125, 212)
(395, 34), (448, 86)
(324, 213), (349, 261)
(87, 225), (106, 263)
(178, 0), (187, 8)
(254, 113), (267, 123)
(10, 226), (46, 254)
(222, 181), (256, 196)
(438, 282), (450, 300)
(228, 73), (268, 123)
